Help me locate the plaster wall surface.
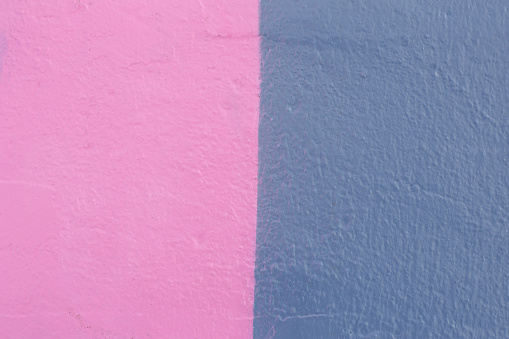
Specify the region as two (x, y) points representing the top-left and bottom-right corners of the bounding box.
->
(255, 1), (509, 338)
(0, 1), (259, 338)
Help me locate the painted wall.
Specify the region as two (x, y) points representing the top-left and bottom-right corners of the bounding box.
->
(1, 1), (508, 339)
(0, 1), (258, 338)
(255, 0), (509, 338)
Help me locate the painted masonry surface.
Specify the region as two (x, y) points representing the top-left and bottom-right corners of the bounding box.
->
(0, 1), (258, 338)
(0, 1), (508, 338)
(255, 1), (509, 338)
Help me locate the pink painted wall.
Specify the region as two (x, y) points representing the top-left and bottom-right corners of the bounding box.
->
(0, 1), (259, 338)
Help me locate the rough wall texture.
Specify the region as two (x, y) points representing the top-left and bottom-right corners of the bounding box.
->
(1, 1), (508, 338)
(0, 1), (258, 338)
(255, 0), (508, 338)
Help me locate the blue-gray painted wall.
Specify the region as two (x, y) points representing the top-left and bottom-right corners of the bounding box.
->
(255, 1), (509, 338)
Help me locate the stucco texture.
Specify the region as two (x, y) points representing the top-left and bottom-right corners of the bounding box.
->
(0, 1), (259, 338)
(255, 1), (509, 338)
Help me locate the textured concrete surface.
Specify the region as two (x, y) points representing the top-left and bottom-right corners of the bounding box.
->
(255, 1), (509, 338)
(0, 1), (258, 338)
